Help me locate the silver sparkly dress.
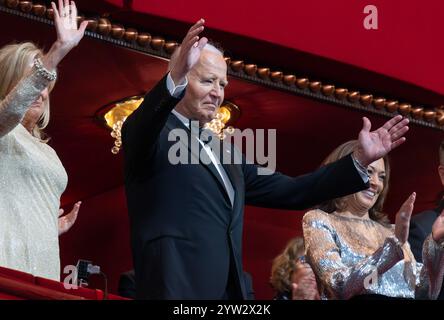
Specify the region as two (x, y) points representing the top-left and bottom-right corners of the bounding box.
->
(303, 209), (444, 299)
(0, 70), (67, 281)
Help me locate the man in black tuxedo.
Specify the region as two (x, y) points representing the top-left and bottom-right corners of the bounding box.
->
(409, 140), (444, 299)
(122, 19), (410, 299)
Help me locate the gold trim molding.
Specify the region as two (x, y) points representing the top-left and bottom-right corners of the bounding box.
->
(1, 0), (443, 130)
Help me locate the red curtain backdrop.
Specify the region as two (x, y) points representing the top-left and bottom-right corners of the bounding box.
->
(1, 0), (443, 299)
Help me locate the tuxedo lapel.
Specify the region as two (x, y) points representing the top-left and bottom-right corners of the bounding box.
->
(165, 115), (232, 206)
(220, 142), (244, 217)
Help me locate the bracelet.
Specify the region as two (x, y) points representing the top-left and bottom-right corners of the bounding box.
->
(33, 58), (57, 82)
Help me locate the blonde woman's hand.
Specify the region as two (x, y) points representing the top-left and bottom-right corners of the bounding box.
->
(52, 0), (87, 50)
(42, 1), (87, 70)
(58, 201), (81, 235)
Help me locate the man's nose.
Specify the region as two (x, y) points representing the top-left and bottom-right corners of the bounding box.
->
(210, 84), (222, 98)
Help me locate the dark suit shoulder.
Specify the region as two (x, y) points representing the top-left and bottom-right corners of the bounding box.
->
(409, 209), (437, 262)
(411, 210), (438, 229)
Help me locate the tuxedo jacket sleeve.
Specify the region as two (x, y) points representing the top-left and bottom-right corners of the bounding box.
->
(242, 155), (368, 210)
(121, 75), (181, 179)
(122, 73), (368, 210)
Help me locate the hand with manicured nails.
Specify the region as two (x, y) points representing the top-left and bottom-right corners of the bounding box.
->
(42, 1), (88, 71)
(395, 192), (416, 244)
(52, 0), (88, 50)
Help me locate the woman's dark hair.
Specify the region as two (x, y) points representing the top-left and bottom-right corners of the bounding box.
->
(317, 140), (390, 224)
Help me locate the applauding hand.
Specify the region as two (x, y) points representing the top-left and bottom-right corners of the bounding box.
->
(394, 193), (416, 244)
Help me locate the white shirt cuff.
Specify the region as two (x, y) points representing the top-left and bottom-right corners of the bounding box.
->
(166, 72), (188, 98)
(351, 155), (370, 184)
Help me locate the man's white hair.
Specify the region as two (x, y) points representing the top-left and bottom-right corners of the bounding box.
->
(203, 43), (223, 56)
(168, 42), (224, 70)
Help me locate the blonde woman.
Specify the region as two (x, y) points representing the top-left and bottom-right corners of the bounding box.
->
(0, 0), (87, 280)
(303, 140), (444, 300)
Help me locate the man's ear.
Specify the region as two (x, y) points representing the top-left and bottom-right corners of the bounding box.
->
(438, 165), (444, 186)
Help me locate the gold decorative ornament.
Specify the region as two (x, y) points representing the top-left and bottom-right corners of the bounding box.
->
(83, 18), (97, 32)
(97, 18), (111, 36)
(423, 110), (436, 122)
(283, 75), (296, 86)
(296, 78), (309, 89)
(270, 71), (283, 82)
(18, 0), (31, 12)
(360, 94), (373, 106)
(230, 61), (244, 73)
(411, 107), (424, 120)
(398, 103), (411, 116)
(373, 98), (386, 109)
(111, 24), (124, 39)
(321, 85), (335, 96)
(150, 37), (165, 50)
(32, 3), (46, 16)
(347, 91), (360, 103)
(45, 6), (54, 19)
(257, 67), (270, 79)
(164, 42), (179, 54)
(244, 64), (257, 76)
(436, 111), (444, 126)
(100, 97), (240, 154)
(124, 28), (138, 42)
(334, 88), (348, 100)
(1, 0), (442, 130)
(137, 33), (151, 47)
(385, 100), (399, 113)
(5, 0), (19, 9)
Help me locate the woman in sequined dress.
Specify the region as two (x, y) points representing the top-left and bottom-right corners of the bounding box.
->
(0, 1), (87, 280)
(303, 140), (444, 299)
